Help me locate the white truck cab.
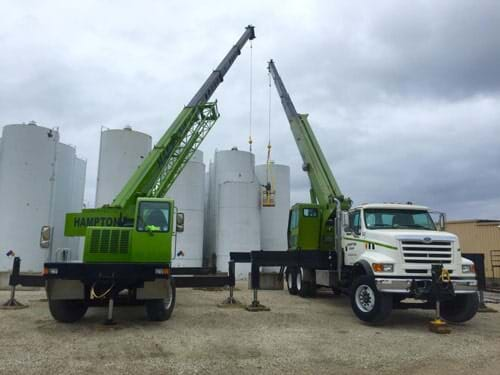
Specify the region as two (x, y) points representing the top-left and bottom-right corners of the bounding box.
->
(338, 203), (478, 323)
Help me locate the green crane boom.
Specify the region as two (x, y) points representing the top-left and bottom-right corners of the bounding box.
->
(112, 25), (256, 217)
(267, 60), (348, 210)
(65, 26), (255, 237)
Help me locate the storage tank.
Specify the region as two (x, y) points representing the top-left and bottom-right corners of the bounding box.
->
(256, 163), (291, 272)
(212, 149), (261, 279)
(0, 123), (59, 287)
(50, 142), (76, 261)
(167, 150), (205, 268)
(95, 127), (152, 207)
(69, 157), (87, 260)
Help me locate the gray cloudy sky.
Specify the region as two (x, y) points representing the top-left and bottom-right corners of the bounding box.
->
(1, 0), (499, 220)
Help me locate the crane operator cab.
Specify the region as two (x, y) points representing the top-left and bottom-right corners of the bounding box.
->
(83, 198), (183, 264)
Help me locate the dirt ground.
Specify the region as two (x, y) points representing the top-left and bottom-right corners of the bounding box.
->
(1, 284), (499, 375)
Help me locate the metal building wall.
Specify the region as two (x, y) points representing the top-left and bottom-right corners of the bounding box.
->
(167, 150), (205, 268)
(95, 127), (152, 207)
(447, 220), (500, 278)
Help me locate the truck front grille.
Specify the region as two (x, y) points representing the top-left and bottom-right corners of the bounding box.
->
(401, 240), (452, 264)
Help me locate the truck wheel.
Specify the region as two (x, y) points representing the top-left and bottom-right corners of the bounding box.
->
(48, 299), (88, 323)
(145, 279), (176, 321)
(297, 268), (316, 298)
(440, 293), (479, 323)
(286, 267), (298, 295)
(350, 275), (392, 324)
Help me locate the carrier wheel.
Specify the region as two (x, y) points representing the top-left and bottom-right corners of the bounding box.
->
(286, 267), (298, 295)
(297, 267), (316, 298)
(48, 299), (88, 323)
(440, 293), (479, 323)
(145, 279), (176, 321)
(350, 275), (392, 324)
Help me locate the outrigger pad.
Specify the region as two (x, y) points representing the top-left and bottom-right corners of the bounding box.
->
(245, 301), (271, 312)
(428, 319), (451, 334)
(0, 298), (28, 310)
(217, 296), (244, 308)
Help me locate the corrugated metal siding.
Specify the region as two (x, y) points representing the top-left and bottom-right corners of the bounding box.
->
(447, 221), (500, 278)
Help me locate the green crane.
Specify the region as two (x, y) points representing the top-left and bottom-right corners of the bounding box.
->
(63, 26), (255, 265)
(267, 59), (350, 252)
(41, 26), (255, 324)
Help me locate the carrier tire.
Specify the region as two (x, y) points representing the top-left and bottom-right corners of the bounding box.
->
(48, 299), (88, 323)
(145, 279), (176, 321)
(350, 275), (392, 324)
(440, 293), (479, 323)
(286, 267), (298, 295)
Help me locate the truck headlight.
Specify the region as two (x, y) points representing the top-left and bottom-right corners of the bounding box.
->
(462, 264), (475, 274)
(372, 263), (394, 273)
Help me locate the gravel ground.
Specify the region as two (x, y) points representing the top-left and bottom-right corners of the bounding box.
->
(1, 284), (499, 375)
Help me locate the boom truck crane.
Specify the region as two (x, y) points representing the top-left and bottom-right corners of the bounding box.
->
(241, 60), (479, 325)
(8, 25), (256, 323)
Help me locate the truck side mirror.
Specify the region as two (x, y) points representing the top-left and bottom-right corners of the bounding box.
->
(438, 213), (446, 231)
(176, 212), (184, 233)
(40, 225), (51, 248)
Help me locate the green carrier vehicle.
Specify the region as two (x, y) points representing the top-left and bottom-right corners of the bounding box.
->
(37, 25), (256, 323)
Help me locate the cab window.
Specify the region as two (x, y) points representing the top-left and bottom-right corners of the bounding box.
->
(289, 209), (298, 230)
(137, 201), (170, 232)
(303, 208), (318, 217)
(349, 210), (361, 233)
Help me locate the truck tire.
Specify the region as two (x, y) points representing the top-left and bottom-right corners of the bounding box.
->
(48, 299), (88, 323)
(440, 293), (479, 323)
(145, 279), (176, 321)
(286, 267), (298, 295)
(350, 275), (392, 324)
(297, 268), (316, 298)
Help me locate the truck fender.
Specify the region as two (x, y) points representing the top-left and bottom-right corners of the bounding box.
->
(352, 260), (374, 279)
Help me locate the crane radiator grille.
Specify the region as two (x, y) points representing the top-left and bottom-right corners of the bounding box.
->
(89, 229), (130, 254)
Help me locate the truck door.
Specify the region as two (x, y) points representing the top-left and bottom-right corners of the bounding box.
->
(344, 209), (363, 265)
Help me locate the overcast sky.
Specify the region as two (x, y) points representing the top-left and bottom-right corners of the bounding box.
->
(0, 0), (499, 220)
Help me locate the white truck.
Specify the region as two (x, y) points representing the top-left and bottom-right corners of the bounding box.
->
(247, 60), (480, 324)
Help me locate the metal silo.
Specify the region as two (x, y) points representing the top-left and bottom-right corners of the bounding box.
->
(95, 127), (152, 207)
(255, 163), (291, 250)
(256, 163), (291, 272)
(50, 142), (77, 261)
(212, 149), (261, 279)
(167, 150), (205, 268)
(0, 123), (59, 287)
(69, 157), (87, 260)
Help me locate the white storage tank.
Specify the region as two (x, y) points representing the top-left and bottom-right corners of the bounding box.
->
(69, 157), (87, 260)
(255, 163), (291, 250)
(0, 123), (59, 287)
(167, 150), (205, 268)
(211, 149), (261, 279)
(50, 142), (76, 261)
(256, 163), (291, 272)
(95, 127), (152, 207)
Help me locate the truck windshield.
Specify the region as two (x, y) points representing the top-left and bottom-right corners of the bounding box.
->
(137, 201), (170, 232)
(364, 209), (436, 231)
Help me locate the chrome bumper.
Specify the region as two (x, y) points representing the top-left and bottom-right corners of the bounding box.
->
(375, 278), (477, 294)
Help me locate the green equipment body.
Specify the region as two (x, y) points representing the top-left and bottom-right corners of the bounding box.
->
(82, 198), (174, 263)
